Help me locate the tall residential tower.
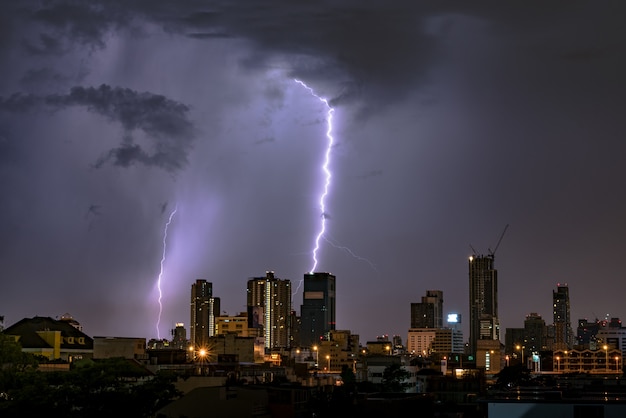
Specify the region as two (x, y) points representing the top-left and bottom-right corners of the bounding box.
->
(246, 271), (292, 349)
(190, 279), (220, 349)
(553, 283), (573, 350)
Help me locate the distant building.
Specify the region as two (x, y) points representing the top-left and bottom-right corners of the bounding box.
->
(596, 318), (626, 359)
(215, 312), (263, 342)
(505, 314), (549, 367)
(246, 271), (292, 349)
(300, 272), (336, 347)
(314, 329), (360, 372)
(410, 290), (444, 329)
(171, 323), (187, 350)
(206, 333), (256, 363)
(577, 318), (601, 348)
(3, 316), (93, 362)
(190, 279), (220, 349)
(476, 339), (503, 374)
(553, 284), (573, 350)
(468, 255), (500, 355)
(365, 355), (418, 392)
(524, 313), (548, 353)
(407, 329), (436, 356)
(366, 336), (393, 356)
(553, 347), (622, 374)
(407, 328), (464, 357)
(94, 336), (146, 360)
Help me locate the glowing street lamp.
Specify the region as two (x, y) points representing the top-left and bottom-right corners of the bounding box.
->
(615, 356), (620, 373)
(326, 354), (330, 371)
(516, 345), (525, 367)
(313, 345), (318, 367)
(555, 356), (560, 373)
(604, 345), (609, 372)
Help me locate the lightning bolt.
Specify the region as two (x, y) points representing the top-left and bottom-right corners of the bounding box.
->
(323, 235), (379, 273)
(156, 205), (177, 339)
(294, 79), (335, 275)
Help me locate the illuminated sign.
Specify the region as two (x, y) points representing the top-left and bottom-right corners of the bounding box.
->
(447, 313), (460, 323)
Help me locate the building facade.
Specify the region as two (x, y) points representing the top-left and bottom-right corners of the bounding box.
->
(468, 254), (499, 355)
(407, 328), (464, 357)
(410, 290), (444, 329)
(3, 316), (94, 362)
(190, 279), (220, 349)
(246, 271), (292, 349)
(300, 272), (336, 347)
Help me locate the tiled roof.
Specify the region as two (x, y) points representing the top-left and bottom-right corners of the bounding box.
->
(3, 316), (94, 350)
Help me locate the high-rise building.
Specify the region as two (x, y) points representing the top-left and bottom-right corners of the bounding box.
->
(171, 323), (187, 350)
(300, 272), (336, 347)
(553, 284), (573, 350)
(410, 290), (444, 328)
(505, 313), (548, 359)
(468, 254), (500, 355)
(246, 271), (292, 349)
(524, 312), (548, 353)
(190, 279), (220, 349)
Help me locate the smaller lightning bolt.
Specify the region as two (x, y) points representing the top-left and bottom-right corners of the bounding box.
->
(294, 79), (334, 274)
(323, 235), (379, 273)
(156, 205), (177, 339)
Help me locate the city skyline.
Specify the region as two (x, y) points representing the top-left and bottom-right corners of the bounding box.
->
(1, 2), (625, 342)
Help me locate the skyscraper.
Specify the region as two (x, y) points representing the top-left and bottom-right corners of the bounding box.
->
(300, 272), (336, 347)
(190, 279), (220, 349)
(246, 271), (292, 349)
(468, 254), (499, 355)
(553, 283), (573, 350)
(410, 290), (444, 328)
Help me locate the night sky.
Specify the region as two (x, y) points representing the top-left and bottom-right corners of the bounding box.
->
(1, 1), (625, 344)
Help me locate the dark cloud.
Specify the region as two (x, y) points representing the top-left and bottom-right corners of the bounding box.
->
(0, 0), (625, 343)
(0, 85), (195, 171)
(0, 93), (40, 112)
(31, 2), (131, 49)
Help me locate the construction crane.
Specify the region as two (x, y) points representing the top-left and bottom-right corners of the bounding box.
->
(488, 224), (509, 257)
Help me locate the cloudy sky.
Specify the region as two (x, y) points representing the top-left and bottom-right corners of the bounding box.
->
(1, 1), (625, 343)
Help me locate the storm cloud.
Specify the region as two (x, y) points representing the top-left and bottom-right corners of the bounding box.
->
(0, 0), (625, 343)
(0, 84), (195, 171)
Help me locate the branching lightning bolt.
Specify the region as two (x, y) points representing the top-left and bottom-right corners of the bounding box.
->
(323, 235), (379, 273)
(156, 205), (177, 339)
(292, 79), (335, 295)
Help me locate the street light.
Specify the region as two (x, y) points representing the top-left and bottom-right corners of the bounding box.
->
(516, 345), (524, 367)
(326, 354), (330, 371)
(555, 356), (560, 373)
(313, 345), (318, 367)
(615, 356), (620, 373)
(604, 345), (609, 372)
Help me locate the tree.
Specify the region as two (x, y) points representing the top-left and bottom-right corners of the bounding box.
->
(495, 364), (533, 388)
(381, 363), (411, 392)
(0, 333), (38, 371)
(340, 365), (356, 388)
(0, 356), (181, 417)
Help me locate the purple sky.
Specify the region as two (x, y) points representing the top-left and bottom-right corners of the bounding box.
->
(1, 1), (625, 344)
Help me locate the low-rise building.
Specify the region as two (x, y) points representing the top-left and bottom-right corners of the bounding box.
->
(3, 316), (93, 362)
